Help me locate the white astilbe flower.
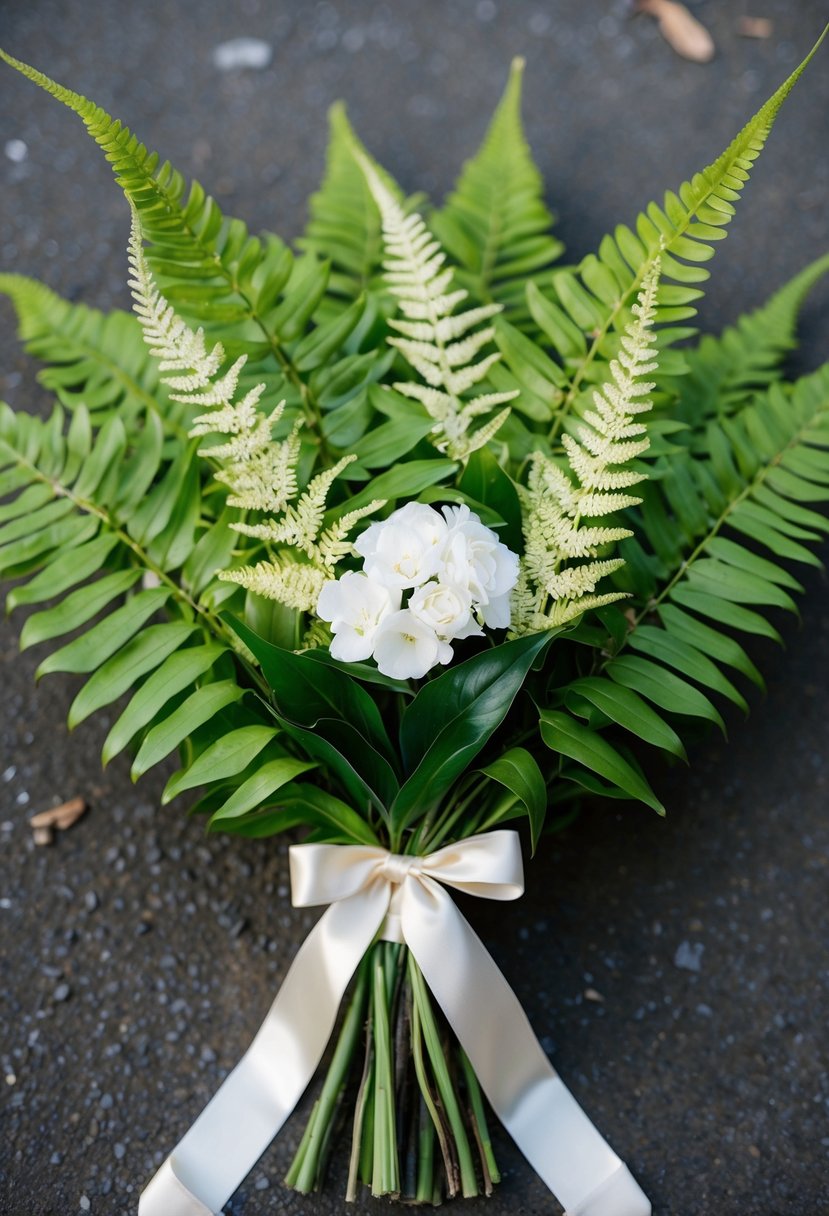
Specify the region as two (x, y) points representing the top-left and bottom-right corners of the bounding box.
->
(128, 208), (301, 514)
(355, 154), (518, 460)
(128, 211), (383, 610)
(222, 455), (385, 610)
(511, 259), (661, 634)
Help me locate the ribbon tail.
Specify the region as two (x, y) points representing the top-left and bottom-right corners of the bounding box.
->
(138, 884), (389, 1216)
(402, 879), (651, 1216)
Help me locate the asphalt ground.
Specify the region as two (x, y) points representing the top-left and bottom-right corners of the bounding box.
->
(1, 2), (828, 1213)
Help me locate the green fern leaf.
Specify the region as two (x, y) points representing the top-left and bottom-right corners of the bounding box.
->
(298, 102), (409, 308)
(538, 29), (826, 439)
(431, 58), (563, 330)
(676, 252), (829, 427)
(0, 274), (187, 433)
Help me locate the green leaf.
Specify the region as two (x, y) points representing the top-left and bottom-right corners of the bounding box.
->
(430, 57), (563, 328)
(68, 621), (197, 728)
(36, 587), (171, 677)
(539, 710), (664, 814)
(657, 604), (764, 688)
(6, 533), (121, 612)
(685, 559), (797, 612)
(278, 718), (399, 820)
(226, 617), (395, 763)
(393, 632), (552, 830)
(458, 445), (523, 552)
(162, 725), (279, 804)
(102, 643), (226, 765)
(20, 569), (142, 650)
(627, 624), (748, 712)
(209, 758), (318, 824)
(0, 497), (74, 547)
(564, 676), (686, 759)
(217, 781), (380, 845)
(334, 459), (457, 518)
(479, 747), (548, 853)
(131, 680), (245, 779)
(669, 585), (782, 642)
(607, 655), (725, 731)
(72, 414), (127, 500)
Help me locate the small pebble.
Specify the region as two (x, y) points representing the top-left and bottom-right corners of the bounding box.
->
(53, 983), (72, 1003)
(212, 38), (272, 71)
(4, 139), (27, 163)
(674, 940), (704, 973)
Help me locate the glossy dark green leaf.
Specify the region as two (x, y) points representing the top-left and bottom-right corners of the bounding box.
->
(226, 617), (395, 764)
(393, 632), (552, 830)
(539, 709), (664, 813)
(479, 747), (548, 852)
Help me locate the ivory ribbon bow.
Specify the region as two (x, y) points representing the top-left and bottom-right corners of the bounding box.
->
(138, 830), (651, 1216)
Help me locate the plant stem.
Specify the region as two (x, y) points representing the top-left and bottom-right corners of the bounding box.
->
(371, 950), (400, 1196)
(408, 955), (479, 1198)
(460, 1049), (501, 1191)
(284, 956), (370, 1192)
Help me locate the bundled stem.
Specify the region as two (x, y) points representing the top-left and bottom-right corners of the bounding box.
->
(286, 941), (499, 1204)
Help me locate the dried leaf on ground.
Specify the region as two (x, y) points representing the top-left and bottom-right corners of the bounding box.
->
(738, 16), (773, 39)
(30, 796), (87, 843)
(637, 0), (716, 63)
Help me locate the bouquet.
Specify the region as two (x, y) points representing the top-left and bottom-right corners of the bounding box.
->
(2, 28), (828, 1215)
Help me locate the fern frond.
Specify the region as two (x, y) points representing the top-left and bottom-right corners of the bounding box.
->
(676, 251), (829, 429)
(128, 210), (304, 520)
(298, 102), (408, 308)
(0, 396), (298, 829)
(540, 359), (829, 813)
(357, 153), (518, 459)
(219, 555), (329, 613)
(511, 261), (660, 633)
(0, 273), (189, 434)
(0, 49), (373, 437)
(430, 57), (564, 330)
(513, 33), (826, 441)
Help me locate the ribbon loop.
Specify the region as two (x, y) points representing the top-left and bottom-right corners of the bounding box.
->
(139, 830), (651, 1216)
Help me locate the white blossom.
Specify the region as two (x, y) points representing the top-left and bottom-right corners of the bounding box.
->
(317, 572), (400, 662)
(408, 580), (480, 641)
(372, 610), (453, 680)
(440, 504), (520, 607)
(355, 502), (448, 590)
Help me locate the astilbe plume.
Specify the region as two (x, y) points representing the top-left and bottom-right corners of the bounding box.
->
(510, 258), (661, 632)
(127, 210), (383, 613)
(356, 153), (519, 460)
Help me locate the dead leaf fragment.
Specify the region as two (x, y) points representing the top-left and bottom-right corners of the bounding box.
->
(30, 796), (87, 841)
(637, 0), (716, 63)
(738, 16), (773, 39)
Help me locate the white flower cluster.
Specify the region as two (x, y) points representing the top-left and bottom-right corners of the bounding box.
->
(317, 503), (519, 680)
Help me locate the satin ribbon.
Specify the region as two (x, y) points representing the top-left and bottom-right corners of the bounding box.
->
(139, 830), (651, 1216)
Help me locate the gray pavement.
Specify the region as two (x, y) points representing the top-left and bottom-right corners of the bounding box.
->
(1, 2), (828, 1213)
